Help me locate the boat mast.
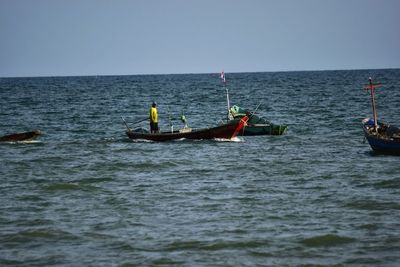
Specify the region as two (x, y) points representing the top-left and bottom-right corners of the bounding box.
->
(226, 86), (230, 122)
(364, 77), (382, 132)
(370, 79), (378, 130)
(220, 70), (230, 122)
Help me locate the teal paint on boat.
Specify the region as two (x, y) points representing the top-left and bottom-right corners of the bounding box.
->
(229, 105), (287, 136)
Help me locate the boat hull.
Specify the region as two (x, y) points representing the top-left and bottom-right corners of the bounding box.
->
(126, 117), (248, 142)
(362, 118), (400, 155)
(241, 123), (287, 136)
(0, 130), (41, 142)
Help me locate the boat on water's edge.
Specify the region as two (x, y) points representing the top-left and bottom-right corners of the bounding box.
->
(229, 105), (287, 136)
(0, 130), (42, 142)
(126, 115), (249, 142)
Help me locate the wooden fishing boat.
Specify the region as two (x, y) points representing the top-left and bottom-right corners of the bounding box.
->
(362, 118), (400, 155)
(362, 78), (400, 155)
(0, 130), (41, 142)
(126, 116), (249, 142)
(219, 71), (287, 136)
(229, 105), (287, 136)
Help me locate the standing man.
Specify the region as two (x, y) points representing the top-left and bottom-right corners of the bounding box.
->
(150, 101), (159, 133)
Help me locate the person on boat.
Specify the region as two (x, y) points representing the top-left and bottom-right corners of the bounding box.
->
(149, 101), (159, 133)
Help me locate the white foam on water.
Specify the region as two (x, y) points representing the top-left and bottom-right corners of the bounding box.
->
(0, 140), (42, 145)
(131, 139), (154, 143)
(213, 137), (244, 142)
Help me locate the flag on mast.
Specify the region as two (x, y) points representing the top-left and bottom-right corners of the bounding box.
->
(220, 70), (226, 83)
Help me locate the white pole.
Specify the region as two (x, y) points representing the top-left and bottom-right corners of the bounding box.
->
(226, 87), (232, 122)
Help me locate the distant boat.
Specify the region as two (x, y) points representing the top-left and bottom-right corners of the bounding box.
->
(229, 105), (287, 136)
(126, 116), (249, 142)
(0, 130), (41, 142)
(362, 78), (400, 155)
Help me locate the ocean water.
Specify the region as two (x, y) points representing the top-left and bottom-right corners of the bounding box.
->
(1, 70), (400, 266)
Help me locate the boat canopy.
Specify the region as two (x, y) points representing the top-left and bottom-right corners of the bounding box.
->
(230, 105), (271, 125)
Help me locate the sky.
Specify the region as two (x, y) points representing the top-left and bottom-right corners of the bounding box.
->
(0, 0), (399, 77)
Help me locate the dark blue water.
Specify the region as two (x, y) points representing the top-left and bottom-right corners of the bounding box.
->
(1, 70), (400, 266)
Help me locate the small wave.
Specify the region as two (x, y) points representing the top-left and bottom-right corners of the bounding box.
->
(16, 218), (54, 227)
(43, 182), (99, 192)
(358, 223), (379, 231)
(373, 178), (400, 189)
(16, 194), (45, 202)
(345, 257), (383, 265)
(0, 253), (66, 266)
(346, 199), (400, 210)
(205, 239), (269, 250)
(127, 160), (183, 170)
(76, 177), (113, 184)
(1, 229), (78, 244)
(43, 183), (81, 191)
(156, 259), (187, 265)
(164, 239), (269, 251)
(300, 234), (355, 247)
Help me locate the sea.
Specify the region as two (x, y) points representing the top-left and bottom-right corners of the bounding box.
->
(1, 69), (400, 266)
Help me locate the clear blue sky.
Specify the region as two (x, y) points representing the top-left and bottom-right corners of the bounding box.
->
(1, 0), (399, 77)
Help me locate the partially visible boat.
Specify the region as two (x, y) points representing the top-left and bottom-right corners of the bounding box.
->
(362, 118), (400, 155)
(362, 78), (400, 155)
(0, 130), (42, 142)
(229, 105), (287, 136)
(126, 116), (249, 142)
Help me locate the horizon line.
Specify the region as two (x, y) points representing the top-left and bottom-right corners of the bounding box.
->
(1, 67), (399, 79)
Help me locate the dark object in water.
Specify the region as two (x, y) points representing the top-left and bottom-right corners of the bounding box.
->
(126, 116), (249, 142)
(0, 130), (42, 142)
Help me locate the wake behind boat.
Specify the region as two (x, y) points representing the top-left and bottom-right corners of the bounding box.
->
(0, 130), (41, 142)
(125, 116), (249, 142)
